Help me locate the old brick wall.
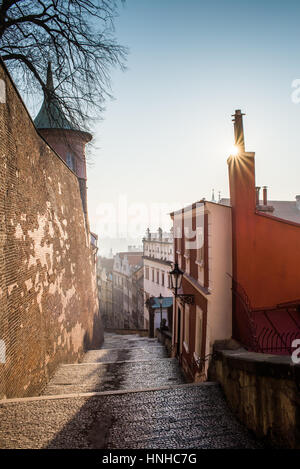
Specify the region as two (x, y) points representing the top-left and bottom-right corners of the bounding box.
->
(0, 61), (103, 399)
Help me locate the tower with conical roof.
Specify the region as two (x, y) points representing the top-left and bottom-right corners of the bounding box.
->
(34, 62), (92, 218)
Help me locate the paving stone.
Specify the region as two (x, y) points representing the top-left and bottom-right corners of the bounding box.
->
(83, 346), (168, 363)
(0, 333), (263, 449)
(42, 359), (186, 395)
(0, 384), (262, 449)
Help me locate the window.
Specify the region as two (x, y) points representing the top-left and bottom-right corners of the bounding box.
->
(145, 266), (149, 280)
(168, 274), (171, 289)
(184, 304), (190, 352)
(152, 268), (155, 282)
(196, 207), (205, 266)
(66, 153), (75, 171)
(196, 224), (205, 285)
(161, 272), (164, 286)
(196, 223), (204, 258)
(185, 257), (190, 275)
(194, 306), (203, 360)
(156, 270), (159, 284)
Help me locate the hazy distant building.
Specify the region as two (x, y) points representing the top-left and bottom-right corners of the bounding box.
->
(131, 265), (144, 329)
(112, 252), (143, 329)
(97, 257), (114, 328)
(128, 245), (143, 252)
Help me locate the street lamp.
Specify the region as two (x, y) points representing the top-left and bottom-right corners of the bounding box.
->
(169, 263), (184, 296)
(158, 293), (163, 329)
(169, 262), (194, 304)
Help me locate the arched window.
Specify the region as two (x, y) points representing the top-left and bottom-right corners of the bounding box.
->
(66, 153), (75, 171)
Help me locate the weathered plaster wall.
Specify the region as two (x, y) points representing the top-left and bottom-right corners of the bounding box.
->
(209, 347), (300, 448)
(0, 61), (102, 399)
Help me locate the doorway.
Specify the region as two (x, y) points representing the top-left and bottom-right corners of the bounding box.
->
(177, 306), (181, 357)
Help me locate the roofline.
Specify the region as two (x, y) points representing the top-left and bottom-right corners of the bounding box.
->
(38, 127), (92, 142)
(170, 199), (231, 216)
(206, 200), (232, 208)
(169, 199), (206, 217)
(255, 210), (300, 228)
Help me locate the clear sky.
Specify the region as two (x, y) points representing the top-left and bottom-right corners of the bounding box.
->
(86, 0), (300, 251)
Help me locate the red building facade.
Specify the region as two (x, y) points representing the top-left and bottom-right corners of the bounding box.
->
(229, 110), (300, 354)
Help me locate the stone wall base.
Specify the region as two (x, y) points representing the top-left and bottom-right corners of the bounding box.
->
(209, 344), (300, 448)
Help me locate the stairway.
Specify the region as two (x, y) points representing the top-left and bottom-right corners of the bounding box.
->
(42, 333), (186, 395)
(0, 332), (262, 449)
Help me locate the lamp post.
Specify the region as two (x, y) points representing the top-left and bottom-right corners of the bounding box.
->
(158, 293), (163, 329)
(169, 263), (183, 297)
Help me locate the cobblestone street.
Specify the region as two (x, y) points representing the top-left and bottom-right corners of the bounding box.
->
(0, 333), (262, 449)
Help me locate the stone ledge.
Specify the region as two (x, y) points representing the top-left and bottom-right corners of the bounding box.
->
(213, 349), (300, 383)
(210, 347), (300, 448)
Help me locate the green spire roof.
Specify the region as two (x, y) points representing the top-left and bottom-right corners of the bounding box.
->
(34, 62), (77, 131)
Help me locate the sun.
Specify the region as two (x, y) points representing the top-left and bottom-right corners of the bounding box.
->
(229, 145), (239, 156)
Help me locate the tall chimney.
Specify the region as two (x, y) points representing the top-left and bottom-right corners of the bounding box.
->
(227, 109), (256, 286)
(263, 186), (268, 205)
(232, 109), (245, 153)
(255, 187), (261, 205)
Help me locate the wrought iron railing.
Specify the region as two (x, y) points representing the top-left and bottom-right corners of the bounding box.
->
(232, 278), (300, 355)
(231, 278), (259, 351)
(256, 327), (300, 354)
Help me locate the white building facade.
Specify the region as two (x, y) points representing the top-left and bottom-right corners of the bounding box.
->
(143, 228), (174, 332)
(171, 200), (232, 381)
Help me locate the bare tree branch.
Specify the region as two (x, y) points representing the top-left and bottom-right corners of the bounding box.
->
(0, 0), (127, 132)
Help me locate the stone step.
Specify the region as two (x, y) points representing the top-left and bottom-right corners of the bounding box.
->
(0, 383), (262, 449)
(101, 337), (162, 349)
(82, 346), (168, 363)
(41, 358), (186, 396)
